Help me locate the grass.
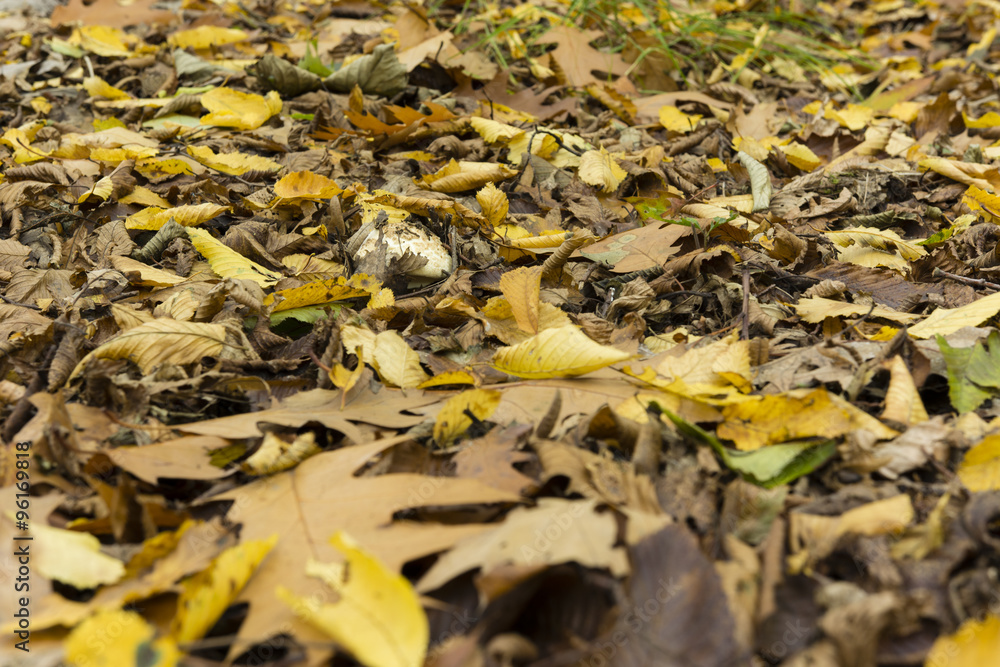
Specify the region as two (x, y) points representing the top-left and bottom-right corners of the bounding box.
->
(427, 0), (876, 95)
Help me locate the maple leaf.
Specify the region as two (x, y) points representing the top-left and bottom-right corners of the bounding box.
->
(205, 437), (519, 657)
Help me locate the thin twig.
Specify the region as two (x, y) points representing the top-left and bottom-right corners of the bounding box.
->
(933, 267), (1000, 291)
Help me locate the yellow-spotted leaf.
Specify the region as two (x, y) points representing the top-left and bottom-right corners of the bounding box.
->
(578, 147), (627, 193)
(126, 203), (229, 230)
(168, 26), (248, 50)
(187, 227), (282, 286)
(172, 536), (278, 643)
(273, 170), (342, 202)
(492, 325), (632, 379)
(373, 330), (430, 388)
(499, 266), (542, 334)
(200, 88), (282, 130)
(476, 181), (509, 226)
(187, 145), (281, 176)
(416, 159), (517, 193)
(266, 276), (374, 312)
(433, 388), (502, 447)
(70, 319), (235, 380)
(957, 434), (1000, 492)
(278, 532), (428, 667)
(33, 521), (126, 588)
(908, 291), (1000, 338)
(66, 610), (179, 667)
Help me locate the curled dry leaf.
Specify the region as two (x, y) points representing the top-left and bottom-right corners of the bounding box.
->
(69, 319), (240, 381)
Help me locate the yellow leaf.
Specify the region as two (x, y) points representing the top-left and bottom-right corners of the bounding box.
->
(718, 388), (898, 451)
(83, 76), (130, 100)
(788, 494), (913, 574)
(416, 159), (517, 193)
(367, 287), (396, 310)
(172, 536), (278, 643)
(881, 355), (928, 425)
(957, 434), (1000, 492)
(186, 227), (282, 286)
(826, 226), (927, 261)
(119, 186), (172, 208)
(30, 97), (51, 115)
(836, 245), (912, 273)
(658, 105), (702, 133)
(499, 266), (542, 334)
(492, 325), (631, 378)
(888, 101), (923, 124)
(433, 388), (502, 446)
(125, 203), (229, 230)
(418, 370), (477, 388)
(373, 330), (430, 388)
(32, 521), (125, 588)
(476, 181), (509, 226)
(266, 276), (374, 312)
(69, 26), (135, 57)
(469, 117), (523, 143)
(281, 254), (347, 281)
(134, 158), (194, 178)
(578, 147), (627, 193)
(273, 170), (342, 202)
(243, 432), (322, 475)
(187, 145), (281, 176)
(908, 291), (1000, 338)
(961, 184), (1000, 223)
(70, 319), (234, 380)
(778, 142), (822, 171)
(66, 610), (178, 667)
(824, 103), (875, 131)
(200, 88), (282, 130)
(342, 325), (377, 365)
(794, 297), (919, 324)
(919, 157), (995, 191)
(90, 146), (158, 163)
(168, 26), (248, 50)
(963, 110), (1000, 129)
(278, 532), (428, 667)
(110, 256), (186, 287)
(925, 614), (1000, 667)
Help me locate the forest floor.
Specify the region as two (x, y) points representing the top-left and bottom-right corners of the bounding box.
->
(1, 0), (1000, 665)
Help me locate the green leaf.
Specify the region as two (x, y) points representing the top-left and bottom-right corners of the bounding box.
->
(270, 304), (339, 326)
(657, 407), (835, 489)
(937, 334), (997, 413)
(298, 41), (334, 77)
(965, 331), (1000, 389)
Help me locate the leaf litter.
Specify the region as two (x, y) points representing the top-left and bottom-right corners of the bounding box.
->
(2, 0), (1000, 665)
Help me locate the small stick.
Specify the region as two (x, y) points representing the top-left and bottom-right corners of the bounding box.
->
(741, 266), (751, 340)
(933, 267), (1000, 291)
